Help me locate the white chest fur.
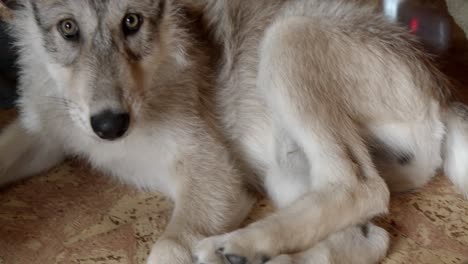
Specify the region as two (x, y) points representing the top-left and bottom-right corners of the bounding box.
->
(73, 128), (180, 198)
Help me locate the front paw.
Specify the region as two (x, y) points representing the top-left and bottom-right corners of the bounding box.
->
(194, 231), (271, 264)
(147, 238), (192, 264)
(193, 234), (227, 264)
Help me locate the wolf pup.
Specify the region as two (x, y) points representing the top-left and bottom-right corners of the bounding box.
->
(0, 0), (467, 263)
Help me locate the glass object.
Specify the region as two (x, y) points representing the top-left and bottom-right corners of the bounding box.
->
(380, 0), (452, 54)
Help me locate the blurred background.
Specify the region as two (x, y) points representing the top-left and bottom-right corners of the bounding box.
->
(0, 20), (18, 109)
(377, 0), (468, 101)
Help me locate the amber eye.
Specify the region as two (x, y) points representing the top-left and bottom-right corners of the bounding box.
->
(58, 19), (79, 40)
(122, 13), (143, 35)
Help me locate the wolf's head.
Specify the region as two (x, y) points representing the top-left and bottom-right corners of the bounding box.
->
(2, 0), (192, 141)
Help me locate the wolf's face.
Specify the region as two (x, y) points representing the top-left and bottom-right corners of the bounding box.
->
(12, 0), (185, 141)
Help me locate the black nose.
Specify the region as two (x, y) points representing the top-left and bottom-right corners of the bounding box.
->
(90, 110), (130, 140)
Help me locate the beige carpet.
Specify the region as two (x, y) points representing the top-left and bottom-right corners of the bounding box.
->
(0, 138), (466, 264)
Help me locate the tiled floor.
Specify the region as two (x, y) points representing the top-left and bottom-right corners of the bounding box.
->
(1, 1), (468, 264)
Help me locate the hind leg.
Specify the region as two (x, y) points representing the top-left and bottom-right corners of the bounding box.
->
(367, 107), (445, 192)
(194, 17), (390, 264)
(194, 102), (390, 263)
(267, 223), (389, 264)
(194, 126), (389, 264)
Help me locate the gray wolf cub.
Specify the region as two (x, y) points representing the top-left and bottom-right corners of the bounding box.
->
(1, 0), (467, 263)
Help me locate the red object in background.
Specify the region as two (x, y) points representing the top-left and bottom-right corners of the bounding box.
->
(410, 17), (420, 33)
(380, 0), (452, 54)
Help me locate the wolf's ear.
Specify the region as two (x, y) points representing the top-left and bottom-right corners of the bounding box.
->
(0, 0), (17, 22)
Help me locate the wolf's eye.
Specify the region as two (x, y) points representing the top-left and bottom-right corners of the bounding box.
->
(122, 13), (143, 35)
(58, 19), (79, 40)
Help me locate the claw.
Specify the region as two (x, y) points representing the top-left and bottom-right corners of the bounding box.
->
(224, 254), (248, 264)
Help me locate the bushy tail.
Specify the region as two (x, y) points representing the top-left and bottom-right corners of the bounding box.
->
(444, 102), (468, 199)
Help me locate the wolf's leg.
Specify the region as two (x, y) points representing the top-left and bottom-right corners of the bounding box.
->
(444, 103), (468, 198)
(147, 137), (256, 264)
(0, 120), (65, 186)
(194, 151), (389, 264)
(266, 223), (389, 264)
(367, 108), (446, 192)
(194, 17), (390, 264)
